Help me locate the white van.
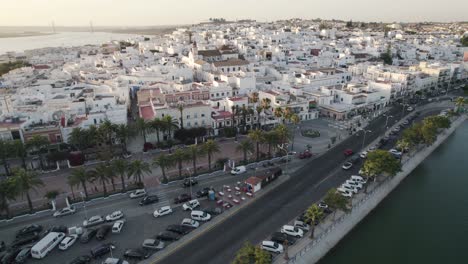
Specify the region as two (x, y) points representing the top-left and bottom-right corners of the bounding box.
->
(231, 166), (246, 175)
(350, 175), (367, 184)
(31, 232), (65, 259)
(191, 210), (211, 221)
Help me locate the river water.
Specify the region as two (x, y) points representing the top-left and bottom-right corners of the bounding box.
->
(0, 32), (136, 55)
(320, 120), (468, 264)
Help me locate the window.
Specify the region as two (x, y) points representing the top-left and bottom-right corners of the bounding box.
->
(201, 114), (205, 117)
(202, 120), (205, 125)
(194, 113), (198, 118)
(186, 115), (190, 119)
(187, 122), (191, 127)
(194, 122), (198, 126)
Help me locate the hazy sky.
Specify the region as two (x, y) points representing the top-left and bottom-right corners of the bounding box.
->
(1, 0), (467, 27)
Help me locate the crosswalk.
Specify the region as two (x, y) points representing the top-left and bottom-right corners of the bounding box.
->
(156, 192), (171, 208)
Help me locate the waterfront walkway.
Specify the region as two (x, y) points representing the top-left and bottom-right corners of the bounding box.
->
(274, 113), (467, 264)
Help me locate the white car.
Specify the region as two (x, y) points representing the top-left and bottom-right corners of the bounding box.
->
(153, 206), (173, 218)
(345, 180), (362, 190)
(142, 239), (165, 250)
(389, 149), (402, 156)
(392, 127), (401, 132)
(129, 189), (146, 199)
(261, 241), (283, 254)
(83, 215), (104, 227)
(350, 175), (367, 184)
(230, 166), (247, 175)
(341, 183), (359, 194)
(280, 225), (304, 238)
(53, 206), (76, 217)
(183, 199), (200, 211)
(360, 151), (368, 159)
(58, 234), (78, 250)
(112, 220), (125, 233)
(407, 106), (414, 111)
(181, 218), (200, 228)
(105, 210), (124, 222)
(342, 162), (353, 170)
(318, 202), (328, 209)
(191, 210), (211, 222)
(368, 145), (377, 151)
(293, 220), (310, 232)
(103, 258), (130, 264)
(337, 187), (353, 198)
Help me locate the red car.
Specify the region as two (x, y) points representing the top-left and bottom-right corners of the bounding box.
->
(298, 150), (313, 159)
(343, 149), (353, 156)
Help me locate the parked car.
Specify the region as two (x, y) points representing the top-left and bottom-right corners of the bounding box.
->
(345, 180), (363, 190)
(123, 248), (150, 260)
(343, 149), (353, 156)
(129, 189), (146, 199)
(280, 225), (304, 238)
(360, 151), (368, 159)
(11, 233), (40, 248)
(156, 231), (182, 241)
(69, 255), (92, 264)
(230, 166), (247, 175)
(270, 232), (297, 246)
(112, 220), (125, 234)
(105, 211), (124, 222)
(298, 150), (312, 159)
(342, 162), (353, 170)
(142, 239), (165, 250)
(59, 235), (78, 250)
(191, 210), (211, 222)
(195, 187), (212, 198)
(166, 225), (194, 235)
(80, 229), (97, 243)
(350, 175), (367, 184)
(182, 178), (198, 188)
(153, 206), (173, 218)
(102, 258), (129, 264)
(261, 241), (283, 254)
(389, 149), (402, 157)
(204, 207), (223, 216)
(139, 195), (159, 206)
(96, 225), (112, 240)
(183, 199), (200, 211)
(83, 215), (104, 227)
(14, 246), (32, 263)
(174, 193), (192, 204)
(341, 183), (359, 194)
(90, 243), (115, 259)
(47, 225), (68, 234)
(293, 220), (310, 232)
(181, 218), (200, 228)
(407, 106), (414, 112)
(1, 248), (22, 264)
(15, 225), (43, 239)
(337, 187), (353, 198)
(53, 206), (76, 217)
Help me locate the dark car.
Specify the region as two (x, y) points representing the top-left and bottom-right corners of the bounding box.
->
(15, 225), (42, 238)
(182, 178), (198, 188)
(139, 195), (159, 206)
(11, 233), (40, 248)
(156, 231), (182, 241)
(195, 187), (212, 198)
(1, 248), (22, 264)
(47, 225), (68, 234)
(166, 225), (194, 235)
(347, 155), (360, 164)
(80, 229), (97, 243)
(14, 246), (31, 263)
(204, 207), (223, 216)
(96, 225), (112, 240)
(90, 243), (115, 258)
(123, 248), (150, 260)
(69, 255), (92, 264)
(271, 232), (297, 246)
(297, 212), (322, 226)
(343, 149), (353, 156)
(174, 193), (192, 204)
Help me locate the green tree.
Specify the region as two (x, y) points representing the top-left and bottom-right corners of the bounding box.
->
(44, 190), (60, 210)
(203, 140), (220, 171)
(461, 35), (468, 47)
(68, 167), (92, 199)
(380, 44), (393, 65)
(91, 164), (112, 196)
(253, 246), (272, 263)
(26, 135), (49, 170)
(11, 168), (44, 212)
(273, 107), (283, 124)
(290, 114), (300, 151)
(153, 153), (174, 184)
(324, 188), (349, 219)
(0, 140), (13, 176)
(171, 148), (190, 178)
(135, 117), (149, 143)
(455, 97), (466, 112)
(402, 123), (424, 146)
(12, 140), (28, 169)
(98, 119), (117, 157)
(177, 104), (185, 129)
(69, 127), (88, 151)
(232, 241), (255, 264)
(187, 144), (205, 176)
(111, 159), (129, 192)
(248, 129), (264, 161)
(0, 178), (17, 218)
(115, 124), (134, 155)
(128, 160), (152, 185)
(362, 149), (401, 179)
(236, 140), (254, 164)
(162, 115), (179, 139)
(149, 118), (164, 144)
(263, 131), (278, 158)
(304, 204), (324, 238)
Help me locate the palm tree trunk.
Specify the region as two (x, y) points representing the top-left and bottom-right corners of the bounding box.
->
(256, 142), (260, 161)
(192, 157), (197, 175)
(70, 185), (76, 200)
(120, 174), (126, 192)
(178, 161), (182, 178)
(38, 154), (45, 170)
(162, 167), (168, 183)
(156, 129), (161, 144)
(110, 177), (116, 191)
(268, 143), (272, 158)
(2, 158), (9, 176)
(21, 156), (27, 170)
(208, 153), (212, 171)
(138, 174), (142, 184)
(81, 181), (89, 199)
(26, 192), (33, 212)
(243, 150), (247, 164)
(143, 130), (147, 143)
(102, 179), (107, 196)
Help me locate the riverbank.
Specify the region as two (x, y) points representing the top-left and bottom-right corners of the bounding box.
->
(281, 114), (467, 264)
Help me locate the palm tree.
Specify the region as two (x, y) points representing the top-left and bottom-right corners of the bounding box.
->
(290, 114), (300, 151)
(128, 160), (152, 186)
(111, 159), (128, 192)
(0, 178), (17, 218)
(69, 127), (88, 151)
(304, 204), (324, 238)
(68, 167), (92, 199)
(203, 140), (220, 171)
(98, 119), (117, 157)
(26, 135), (49, 170)
(255, 105), (263, 129)
(171, 149), (190, 178)
(275, 124), (290, 145)
(115, 124), (134, 155)
(236, 140), (254, 164)
(0, 140), (12, 176)
(261, 98), (271, 111)
(250, 92), (259, 104)
(12, 140), (28, 169)
(274, 107), (284, 125)
(11, 168), (44, 212)
(283, 107), (293, 123)
(187, 144), (205, 176)
(263, 131), (278, 158)
(153, 154), (174, 183)
(177, 103), (185, 129)
(135, 117), (149, 143)
(248, 129), (264, 161)
(91, 164), (112, 196)
(44, 190), (60, 211)
(149, 118), (164, 144)
(455, 97), (466, 112)
(162, 115), (179, 139)
(396, 138), (411, 161)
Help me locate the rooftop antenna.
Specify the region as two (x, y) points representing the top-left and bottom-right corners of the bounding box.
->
(51, 21), (56, 33)
(89, 21), (94, 33)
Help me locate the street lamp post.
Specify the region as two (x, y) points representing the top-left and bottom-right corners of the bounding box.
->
(384, 115), (393, 128)
(361, 130), (372, 150)
(186, 168), (193, 198)
(278, 143), (289, 175)
(80, 192), (88, 220)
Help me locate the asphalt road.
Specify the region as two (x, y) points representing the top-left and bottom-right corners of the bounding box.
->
(156, 103), (450, 264)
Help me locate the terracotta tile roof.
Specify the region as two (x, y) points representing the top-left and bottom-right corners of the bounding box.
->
(140, 106), (155, 120)
(245, 176), (262, 186)
(212, 59), (249, 67)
